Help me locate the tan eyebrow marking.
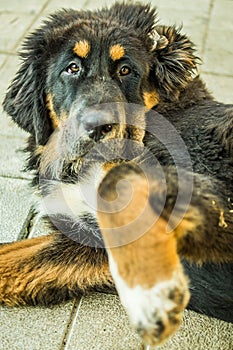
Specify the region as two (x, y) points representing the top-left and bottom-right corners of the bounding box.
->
(143, 91), (159, 110)
(109, 44), (125, 61)
(73, 40), (90, 58)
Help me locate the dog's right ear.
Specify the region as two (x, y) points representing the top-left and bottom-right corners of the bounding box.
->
(150, 25), (199, 101)
(3, 48), (52, 145)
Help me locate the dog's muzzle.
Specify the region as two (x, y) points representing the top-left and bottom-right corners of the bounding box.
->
(39, 102), (147, 180)
(81, 103), (127, 142)
(65, 101), (147, 157)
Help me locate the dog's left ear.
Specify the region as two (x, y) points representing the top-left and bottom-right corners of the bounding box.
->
(3, 55), (51, 145)
(150, 25), (198, 101)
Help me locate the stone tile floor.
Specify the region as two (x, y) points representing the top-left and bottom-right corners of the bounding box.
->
(0, 0), (232, 349)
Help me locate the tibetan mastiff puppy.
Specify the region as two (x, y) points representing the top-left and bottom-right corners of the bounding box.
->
(1, 2), (233, 347)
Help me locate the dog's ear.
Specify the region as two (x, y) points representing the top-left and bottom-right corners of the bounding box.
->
(3, 9), (84, 145)
(3, 48), (51, 145)
(150, 25), (198, 101)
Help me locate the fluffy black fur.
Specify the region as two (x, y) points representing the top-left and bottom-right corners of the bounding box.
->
(1, 2), (233, 324)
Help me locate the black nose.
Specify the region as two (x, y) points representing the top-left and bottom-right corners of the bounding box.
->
(83, 109), (116, 142)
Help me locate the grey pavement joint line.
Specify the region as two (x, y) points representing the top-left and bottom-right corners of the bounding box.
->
(0, 52), (17, 70)
(201, 0), (214, 57)
(17, 207), (36, 241)
(0, 174), (30, 181)
(83, 0), (91, 9)
(11, 0), (51, 54)
(60, 297), (84, 350)
(201, 70), (233, 79)
(0, 51), (17, 55)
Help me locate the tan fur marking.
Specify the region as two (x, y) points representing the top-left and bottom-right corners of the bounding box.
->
(109, 44), (125, 61)
(73, 40), (90, 58)
(0, 235), (52, 256)
(102, 162), (119, 173)
(23, 253), (111, 299)
(0, 235), (112, 306)
(110, 218), (179, 289)
(143, 91), (159, 110)
(34, 145), (45, 156)
(98, 176), (180, 288)
(46, 94), (60, 128)
(0, 235), (53, 306)
(39, 131), (60, 175)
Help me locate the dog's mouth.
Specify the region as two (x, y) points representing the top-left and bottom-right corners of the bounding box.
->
(39, 124), (146, 182)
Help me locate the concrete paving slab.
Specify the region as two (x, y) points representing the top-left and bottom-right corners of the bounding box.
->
(1, 0), (46, 14)
(43, 0), (86, 14)
(0, 177), (31, 242)
(157, 310), (233, 350)
(0, 301), (76, 350)
(154, 0), (211, 53)
(0, 13), (35, 53)
(85, 0), (118, 10)
(65, 293), (142, 350)
(0, 135), (31, 179)
(203, 0), (233, 76)
(154, 0), (211, 13)
(0, 51), (20, 99)
(30, 0), (87, 33)
(0, 55), (7, 68)
(64, 292), (233, 350)
(0, 108), (27, 139)
(35, 0), (122, 34)
(202, 73), (233, 104)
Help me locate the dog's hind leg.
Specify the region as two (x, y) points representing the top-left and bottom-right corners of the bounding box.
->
(147, 169), (233, 265)
(0, 233), (113, 306)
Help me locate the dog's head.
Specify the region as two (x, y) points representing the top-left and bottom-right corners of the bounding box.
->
(3, 2), (197, 176)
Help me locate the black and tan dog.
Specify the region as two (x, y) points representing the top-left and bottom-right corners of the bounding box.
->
(1, 2), (233, 347)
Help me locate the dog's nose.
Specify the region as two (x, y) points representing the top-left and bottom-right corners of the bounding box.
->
(83, 110), (116, 142)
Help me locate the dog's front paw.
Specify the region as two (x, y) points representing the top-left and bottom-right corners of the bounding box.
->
(117, 267), (190, 347)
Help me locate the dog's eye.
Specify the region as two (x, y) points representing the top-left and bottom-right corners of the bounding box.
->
(66, 63), (80, 75)
(119, 65), (131, 76)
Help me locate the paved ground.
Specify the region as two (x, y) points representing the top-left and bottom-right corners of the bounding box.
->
(0, 0), (233, 349)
